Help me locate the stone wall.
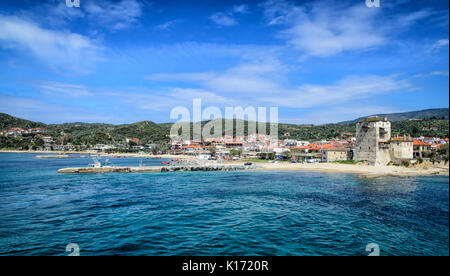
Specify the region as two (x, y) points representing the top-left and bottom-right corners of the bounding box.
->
(390, 141), (414, 161)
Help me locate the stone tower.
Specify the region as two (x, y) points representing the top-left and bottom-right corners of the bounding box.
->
(354, 117), (392, 166)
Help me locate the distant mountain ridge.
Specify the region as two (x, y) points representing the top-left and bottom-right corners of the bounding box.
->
(1, 108), (449, 148)
(3, 108), (449, 129)
(339, 108), (449, 124)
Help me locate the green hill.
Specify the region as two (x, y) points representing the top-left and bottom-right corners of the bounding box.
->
(0, 110), (448, 150)
(0, 113), (46, 130)
(339, 108), (449, 124)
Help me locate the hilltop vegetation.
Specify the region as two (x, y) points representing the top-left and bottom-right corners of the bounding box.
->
(45, 121), (170, 145)
(0, 112), (448, 150)
(0, 113), (46, 130)
(339, 108), (449, 124)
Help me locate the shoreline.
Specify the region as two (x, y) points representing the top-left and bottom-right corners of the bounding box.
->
(228, 161), (449, 178)
(1, 150), (448, 178)
(0, 150), (191, 159)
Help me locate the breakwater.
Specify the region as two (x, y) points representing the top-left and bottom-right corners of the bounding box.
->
(58, 164), (255, 173)
(36, 155), (70, 159)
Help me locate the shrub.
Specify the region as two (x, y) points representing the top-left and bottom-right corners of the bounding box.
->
(401, 160), (410, 167)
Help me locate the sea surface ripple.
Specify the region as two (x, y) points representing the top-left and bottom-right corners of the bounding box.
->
(0, 153), (448, 256)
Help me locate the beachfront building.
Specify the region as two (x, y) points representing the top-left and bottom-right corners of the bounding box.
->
(413, 140), (432, 158)
(390, 136), (414, 160)
(320, 148), (350, 162)
(354, 117), (413, 166)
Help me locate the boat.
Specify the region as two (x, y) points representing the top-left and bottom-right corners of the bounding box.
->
(161, 161), (170, 165)
(88, 157), (111, 168)
(89, 157), (102, 168)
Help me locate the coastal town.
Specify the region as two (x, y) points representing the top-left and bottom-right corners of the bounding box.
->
(1, 117), (449, 167)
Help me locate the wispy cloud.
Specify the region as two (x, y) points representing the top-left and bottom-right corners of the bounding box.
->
(414, 70), (449, 78)
(84, 0), (144, 30)
(35, 81), (94, 97)
(19, 0), (145, 31)
(154, 19), (182, 31)
(260, 0), (431, 57)
(209, 4), (249, 26)
(232, 4), (249, 14)
(262, 74), (415, 108)
(147, 58), (287, 94)
(18, 1), (85, 27)
(0, 15), (103, 74)
(147, 61), (415, 109)
(210, 12), (237, 26)
(106, 87), (237, 112)
(431, 38), (449, 50)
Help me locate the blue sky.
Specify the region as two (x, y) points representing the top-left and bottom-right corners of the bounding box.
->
(0, 0), (448, 124)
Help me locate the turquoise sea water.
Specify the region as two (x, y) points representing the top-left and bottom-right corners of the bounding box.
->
(0, 153), (448, 256)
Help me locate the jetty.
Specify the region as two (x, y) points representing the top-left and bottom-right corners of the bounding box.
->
(36, 155), (70, 159)
(58, 164), (255, 174)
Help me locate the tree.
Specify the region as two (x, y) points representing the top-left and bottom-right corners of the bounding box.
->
(282, 151), (292, 160)
(33, 138), (44, 149)
(209, 145), (217, 155)
(230, 149), (242, 157)
(151, 143), (170, 154)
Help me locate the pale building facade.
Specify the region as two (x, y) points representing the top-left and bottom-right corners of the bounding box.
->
(321, 149), (349, 162)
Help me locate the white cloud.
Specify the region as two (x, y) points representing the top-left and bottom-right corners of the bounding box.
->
(260, 0), (431, 57)
(147, 59), (287, 94)
(414, 70), (449, 78)
(147, 62), (415, 110)
(0, 15), (103, 74)
(17, 0), (144, 31)
(209, 12), (237, 26)
(209, 4), (249, 26)
(431, 38), (449, 50)
(260, 0), (294, 25)
(35, 81), (94, 97)
(106, 87), (237, 112)
(19, 1), (85, 27)
(262, 75), (415, 108)
(84, 0), (143, 30)
(154, 20), (182, 30)
(232, 4), (249, 14)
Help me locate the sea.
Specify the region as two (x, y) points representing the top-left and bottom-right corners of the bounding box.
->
(0, 152), (448, 256)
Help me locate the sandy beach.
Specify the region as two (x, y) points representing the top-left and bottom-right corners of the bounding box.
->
(228, 160), (449, 178)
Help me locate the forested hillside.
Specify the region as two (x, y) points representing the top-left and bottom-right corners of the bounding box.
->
(0, 112), (448, 150)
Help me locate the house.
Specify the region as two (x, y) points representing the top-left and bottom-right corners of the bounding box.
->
(413, 140), (432, 158)
(7, 128), (25, 136)
(42, 136), (53, 143)
(198, 153), (211, 160)
(225, 141), (243, 148)
(320, 148), (350, 162)
(126, 137), (140, 144)
(29, 128), (48, 134)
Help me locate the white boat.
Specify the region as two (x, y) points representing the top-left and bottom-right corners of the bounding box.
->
(89, 157), (102, 168)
